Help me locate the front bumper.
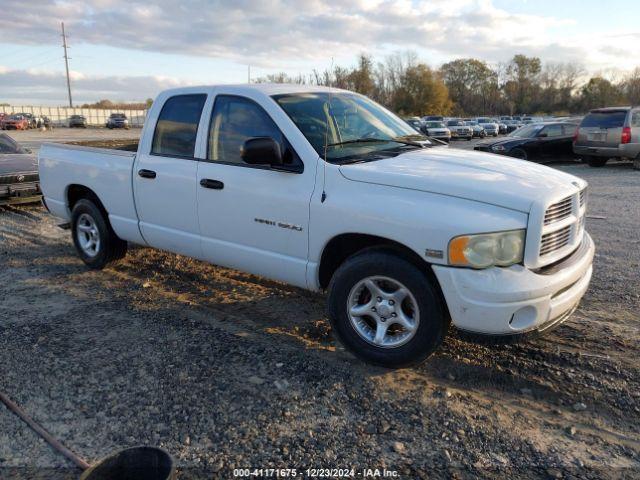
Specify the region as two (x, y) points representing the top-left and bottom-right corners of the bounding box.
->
(432, 233), (594, 335)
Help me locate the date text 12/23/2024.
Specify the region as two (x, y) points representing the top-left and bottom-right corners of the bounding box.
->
(233, 468), (399, 478)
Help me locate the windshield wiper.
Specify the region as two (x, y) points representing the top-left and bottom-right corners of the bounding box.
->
(327, 137), (425, 148)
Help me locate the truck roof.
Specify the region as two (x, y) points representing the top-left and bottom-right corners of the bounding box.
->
(159, 83), (351, 97)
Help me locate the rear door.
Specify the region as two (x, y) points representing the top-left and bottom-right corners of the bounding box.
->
(133, 92), (207, 257)
(538, 123), (571, 158)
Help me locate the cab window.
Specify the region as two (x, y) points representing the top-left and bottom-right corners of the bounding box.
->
(208, 95), (300, 167)
(151, 94), (207, 158)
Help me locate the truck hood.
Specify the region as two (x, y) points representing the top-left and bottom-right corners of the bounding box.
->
(0, 154), (38, 176)
(338, 147), (584, 213)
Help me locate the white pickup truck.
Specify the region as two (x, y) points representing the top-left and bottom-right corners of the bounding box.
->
(39, 84), (595, 368)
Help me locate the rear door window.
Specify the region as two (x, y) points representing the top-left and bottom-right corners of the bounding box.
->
(540, 124), (563, 137)
(152, 94), (207, 158)
(581, 111), (627, 128)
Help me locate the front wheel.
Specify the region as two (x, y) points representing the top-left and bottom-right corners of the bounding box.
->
(510, 148), (528, 160)
(71, 199), (127, 269)
(328, 250), (449, 368)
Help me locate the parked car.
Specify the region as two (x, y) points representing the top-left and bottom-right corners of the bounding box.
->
(422, 121), (451, 142)
(15, 113), (37, 129)
(500, 116), (512, 121)
(445, 119), (473, 140)
(405, 117), (425, 133)
(69, 115), (88, 128)
(573, 106), (640, 168)
(2, 115), (29, 130)
(0, 133), (41, 205)
(522, 116), (544, 125)
(465, 120), (486, 138)
(475, 117), (499, 136)
(422, 115), (444, 122)
(39, 84), (594, 368)
(504, 120), (521, 133)
(106, 113), (129, 129)
(474, 122), (576, 162)
(496, 120), (508, 134)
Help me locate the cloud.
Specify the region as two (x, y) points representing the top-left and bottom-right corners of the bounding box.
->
(0, 0), (622, 69)
(0, 67), (187, 104)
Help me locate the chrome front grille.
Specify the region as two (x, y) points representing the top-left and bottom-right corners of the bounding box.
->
(537, 188), (587, 261)
(544, 195), (572, 224)
(540, 225), (571, 255)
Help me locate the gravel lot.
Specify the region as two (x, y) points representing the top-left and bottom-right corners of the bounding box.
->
(0, 129), (639, 479)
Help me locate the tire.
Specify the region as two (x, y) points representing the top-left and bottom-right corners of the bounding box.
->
(587, 156), (608, 168)
(327, 250), (449, 368)
(634, 157), (640, 171)
(71, 199), (127, 269)
(510, 148), (528, 160)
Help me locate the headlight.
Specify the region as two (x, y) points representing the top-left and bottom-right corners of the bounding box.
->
(491, 145), (505, 152)
(448, 230), (525, 268)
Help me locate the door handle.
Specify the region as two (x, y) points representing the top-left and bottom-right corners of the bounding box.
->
(200, 178), (224, 190)
(138, 169), (157, 179)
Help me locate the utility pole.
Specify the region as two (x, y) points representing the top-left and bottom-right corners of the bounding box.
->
(61, 22), (73, 108)
(248, 65), (251, 84)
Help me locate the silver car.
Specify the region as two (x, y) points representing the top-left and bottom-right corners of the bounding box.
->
(475, 117), (499, 136)
(573, 106), (640, 168)
(423, 121), (451, 142)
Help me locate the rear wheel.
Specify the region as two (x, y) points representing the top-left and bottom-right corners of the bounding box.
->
(586, 156), (608, 167)
(71, 199), (127, 269)
(328, 250), (448, 368)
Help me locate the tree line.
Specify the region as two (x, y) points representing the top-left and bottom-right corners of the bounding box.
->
(255, 52), (640, 117)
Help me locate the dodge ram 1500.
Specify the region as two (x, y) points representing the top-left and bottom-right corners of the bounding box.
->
(39, 84), (594, 367)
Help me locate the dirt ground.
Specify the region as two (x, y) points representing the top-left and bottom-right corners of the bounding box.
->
(0, 135), (639, 478)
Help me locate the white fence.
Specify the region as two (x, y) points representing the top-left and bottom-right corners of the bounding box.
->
(0, 105), (148, 127)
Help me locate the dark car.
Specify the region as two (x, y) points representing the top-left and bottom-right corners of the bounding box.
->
(473, 122), (576, 162)
(0, 133), (41, 206)
(69, 115), (88, 128)
(106, 113), (129, 129)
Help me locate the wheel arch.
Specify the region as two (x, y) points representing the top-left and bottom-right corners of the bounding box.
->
(66, 184), (110, 220)
(318, 233), (433, 290)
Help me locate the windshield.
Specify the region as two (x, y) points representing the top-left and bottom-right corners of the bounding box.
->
(273, 92), (430, 163)
(426, 122), (445, 128)
(446, 120), (463, 126)
(508, 124), (542, 138)
(0, 133), (27, 154)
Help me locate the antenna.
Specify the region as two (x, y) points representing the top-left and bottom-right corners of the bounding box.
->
(61, 22), (73, 108)
(321, 58), (335, 204)
(247, 64), (251, 84)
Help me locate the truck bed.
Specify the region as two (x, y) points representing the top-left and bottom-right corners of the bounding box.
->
(38, 143), (144, 244)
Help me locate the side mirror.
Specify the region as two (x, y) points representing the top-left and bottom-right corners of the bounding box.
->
(537, 132), (548, 138)
(241, 137), (283, 167)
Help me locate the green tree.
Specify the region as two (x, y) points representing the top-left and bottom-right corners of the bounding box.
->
(503, 54), (542, 113)
(391, 64), (452, 116)
(440, 58), (498, 115)
(577, 77), (625, 110)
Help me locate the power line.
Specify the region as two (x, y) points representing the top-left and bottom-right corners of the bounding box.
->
(61, 22), (73, 108)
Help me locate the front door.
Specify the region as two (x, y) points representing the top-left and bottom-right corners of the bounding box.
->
(196, 94), (315, 288)
(133, 93), (207, 258)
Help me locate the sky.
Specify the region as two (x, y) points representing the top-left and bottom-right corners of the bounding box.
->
(0, 0), (638, 105)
